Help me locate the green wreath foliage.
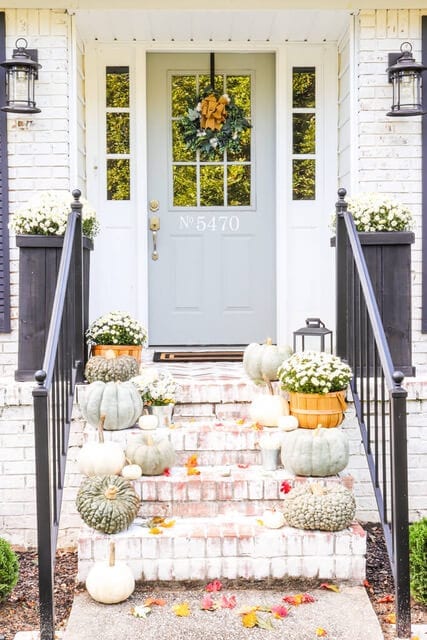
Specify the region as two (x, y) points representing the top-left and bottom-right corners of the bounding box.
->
(178, 90), (251, 159)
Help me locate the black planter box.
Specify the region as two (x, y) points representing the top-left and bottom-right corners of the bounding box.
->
(15, 235), (93, 382)
(333, 231), (415, 376)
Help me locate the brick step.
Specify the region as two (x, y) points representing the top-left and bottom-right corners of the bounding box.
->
(132, 465), (354, 519)
(77, 515), (366, 585)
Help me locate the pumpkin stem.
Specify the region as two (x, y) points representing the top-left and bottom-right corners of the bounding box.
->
(109, 541), (116, 567)
(104, 485), (119, 500)
(265, 337), (273, 345)
(98, 416), (106, 443)
(263, 375), (274, 396)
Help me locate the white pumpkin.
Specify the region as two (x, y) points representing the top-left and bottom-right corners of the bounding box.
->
(86, 542), (135, 604)
(244, 338), (292, 383)
(78, 418), (126, 477)
(249, 394), (289, 427)
(262, 507), (286, 529)
(121, 464), (143, 480)
(277, 415), (299, 432)
(138, 414), (158, 430)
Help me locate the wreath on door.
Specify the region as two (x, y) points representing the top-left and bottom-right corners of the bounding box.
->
(178, 90), (251, 159)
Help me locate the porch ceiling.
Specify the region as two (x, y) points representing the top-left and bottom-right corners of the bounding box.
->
(74, 9), (351, 43)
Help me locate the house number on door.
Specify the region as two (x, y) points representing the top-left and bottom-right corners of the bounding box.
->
(179, 215), (240, 232)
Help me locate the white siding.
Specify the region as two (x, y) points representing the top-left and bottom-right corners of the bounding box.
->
(337, 23), (352, 188)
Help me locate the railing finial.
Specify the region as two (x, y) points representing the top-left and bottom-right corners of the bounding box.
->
(336, 188), (348, 215)
(71, 189), (83, 214)
(392, 370), (405, 386)
(34, 369), (47, 385)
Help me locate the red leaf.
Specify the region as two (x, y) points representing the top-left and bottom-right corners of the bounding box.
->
(163, 468), (171, 476)
(377, 594), (394, 603)
(220, 594), (236, 609)
(271, 604), (288, 618)
(363, 579), (372, 589)
(200, 594), (215, 611)
(205, 579), (223, 593)
(237, 463), (250, 469)
(280, 480), (292, 494)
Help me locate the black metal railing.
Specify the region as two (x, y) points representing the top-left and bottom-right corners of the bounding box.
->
(335, 187), (410, 638)
(32, 190), (85, 640)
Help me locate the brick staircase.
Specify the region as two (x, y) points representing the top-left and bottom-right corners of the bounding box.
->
(76, 360), (367, 585)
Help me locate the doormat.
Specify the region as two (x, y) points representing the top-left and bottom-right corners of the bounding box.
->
(153, 350), (244, 363)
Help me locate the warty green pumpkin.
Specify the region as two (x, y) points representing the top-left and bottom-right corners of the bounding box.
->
(79, 380), (143, 430)
(76, 475), (140, 534)
(282, 483), (356, 531)
(280, 426), (349, 477)
(243, 338), (292, 383)
(84, 355), (139, 383)
(125, 433), (175, 475)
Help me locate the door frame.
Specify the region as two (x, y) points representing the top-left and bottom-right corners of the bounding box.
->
(85, 41), (338, 346)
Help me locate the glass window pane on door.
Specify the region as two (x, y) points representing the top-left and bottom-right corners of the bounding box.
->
(171, 73), (252, 208)
(292, 67), (316, 201)
(106, 66), (130, 200)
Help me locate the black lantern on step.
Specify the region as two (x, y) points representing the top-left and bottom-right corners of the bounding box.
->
(0, 38), (41, 114)
(387, 41), (427, 117)
(293, 318), (333, 353)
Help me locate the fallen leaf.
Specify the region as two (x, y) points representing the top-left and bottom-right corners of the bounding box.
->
(251, 422), (264, 431)
(376, 594), (394, 603)
(320, 583), (340, 593)
(283, 593), (315, 605)
(220, 594), (237, 609)
(187, 467), (201, 476)
(363, 579), (372, 589)
(160, 519), (175, 528)
(237, 463), (250, 468)
(205, 579), (223, 593)
(411, 636), (420, 640)
(172, 602), (191, 617)
(163, 468), (171, 476)
(200, 594), (216, 611)
(271, 605), (288, 619)
(144, 598), (166, 607)
(384, 612), (396, 624)
(150, 516), (166, 525)
(236, 418), (246, 425)
(316, 628), (328, 637)
(256, 519), (264, 526)
(185, 454), (199, 468)
(280, 480), (292, 494)
(130, 605), (152, 619)
(242, 611), (258, 628)
(148, 527), (163, 535)
(256, 615), (275, 630)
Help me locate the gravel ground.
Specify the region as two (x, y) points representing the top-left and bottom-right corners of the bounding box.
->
(0, 524), (425, 640)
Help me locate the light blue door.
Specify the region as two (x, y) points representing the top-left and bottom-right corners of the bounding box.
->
(147, 53), (276, 345)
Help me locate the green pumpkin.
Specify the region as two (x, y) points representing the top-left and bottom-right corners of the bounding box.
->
(84, 355), (139, 383)
(79, 381), (143, 430)
(243, 338), (292, 383)
(76, 475), (140, 534)
(282, 483), (356, 531)
(125, 434), (175, 476)
(281, 426), (349, 477)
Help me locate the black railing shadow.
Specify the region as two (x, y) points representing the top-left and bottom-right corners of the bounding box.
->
(32, 190), (85, 639)
(335, 187), (410, 638)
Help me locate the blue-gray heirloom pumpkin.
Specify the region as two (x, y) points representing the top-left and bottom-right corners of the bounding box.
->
(79, 380), (143, 430)
(281, 426), (349, 477)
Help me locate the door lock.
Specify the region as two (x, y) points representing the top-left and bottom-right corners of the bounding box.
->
(149, 215), (160, 231)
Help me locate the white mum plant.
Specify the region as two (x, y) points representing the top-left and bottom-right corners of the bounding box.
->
(86, 311), (147, 346)
(343, 193), (412, 233)
(278, 351), (352, 395)
(131, 369), (180, 406)
(9, 191), (100, 240)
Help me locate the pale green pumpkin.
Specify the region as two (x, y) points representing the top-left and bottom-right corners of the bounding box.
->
(280, 426), (349, 477)
(243, 338), (292, 383)
(125, 434), (175, 475)
(79, 381), (143, 430)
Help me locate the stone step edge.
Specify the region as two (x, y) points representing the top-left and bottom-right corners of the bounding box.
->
(77, 517), (366, 584)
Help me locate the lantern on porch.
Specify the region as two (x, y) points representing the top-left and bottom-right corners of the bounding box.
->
(387, 41), (427, 117)
(0, 38), (41, 114)
(293, 318), (333, 353)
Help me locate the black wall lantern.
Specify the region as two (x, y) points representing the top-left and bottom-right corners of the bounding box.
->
(0, 38), (41, 114)
(293, 318), (333, 353)
(387, 41), (427, 117)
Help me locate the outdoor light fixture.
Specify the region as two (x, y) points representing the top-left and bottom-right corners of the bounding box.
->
(387, 41), (427, 117)
(0, 38), (41, 114)
(293, 318), (333, 353)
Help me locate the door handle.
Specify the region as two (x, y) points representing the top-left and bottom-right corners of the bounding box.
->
(151, 229), (159, 261)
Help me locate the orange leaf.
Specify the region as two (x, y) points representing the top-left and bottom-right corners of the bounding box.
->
(150, 516), (166, 524)
(384, 613), (396, 624)
(283, 592), (315, 605)
(187, 467), (200, 476)
(172, 602), (191, 617)
(185, 454), (199, 468)
(377, 594), (394, 603)
(320, 583), (340, 593)
(316, 628), (328, 637)
(363, 579), (372, 589)
(251, 422), (264, 431)
(144, 597), (166, 607)
(148, 527), (163, 535)
(242, 611), (258, 628)
(160, 519), (175, 528)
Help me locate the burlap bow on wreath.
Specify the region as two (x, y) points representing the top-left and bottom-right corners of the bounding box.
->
(200, 93), (229, 130)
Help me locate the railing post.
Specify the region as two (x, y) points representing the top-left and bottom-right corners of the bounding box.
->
(390, 370), (411, 638)
(335, 187), (349, 360)
(71, 189), (84, 381)
(33, 369), (55, 640)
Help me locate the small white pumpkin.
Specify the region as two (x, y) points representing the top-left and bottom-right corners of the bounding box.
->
(244, 338), (292, 382)
(277, 415), (299, 432)
(86, 542), (135, 604)
(138, 414), (158, 430)
(262, 507), (286, 529)
(249, 394), (289, 427)
(121, 464), (143, 480)
(78, 418), (126, 477)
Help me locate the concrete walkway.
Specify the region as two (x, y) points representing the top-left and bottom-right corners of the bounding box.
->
(61, 583), (384, 640)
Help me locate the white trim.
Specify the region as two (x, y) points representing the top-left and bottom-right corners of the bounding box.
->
(68, 13), (78, 189)
(349, 12), (358, 196)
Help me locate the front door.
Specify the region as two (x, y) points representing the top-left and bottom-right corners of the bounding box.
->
(147, 53), (275, 345)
